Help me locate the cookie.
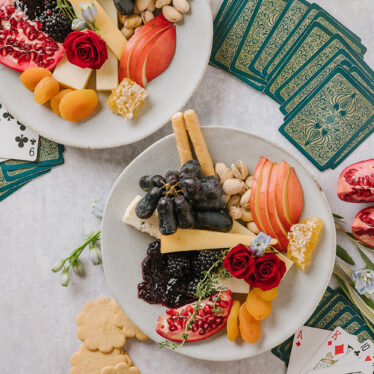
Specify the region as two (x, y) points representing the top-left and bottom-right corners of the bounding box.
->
(114, 310), (148, 341)
(101, 363), (141, 374)
(70, 344), (132, 374)
(76, 297), (126, 353)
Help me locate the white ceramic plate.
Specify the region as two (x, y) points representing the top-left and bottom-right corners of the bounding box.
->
(0, 0), (212, 149)
(101, 127), (336, 361)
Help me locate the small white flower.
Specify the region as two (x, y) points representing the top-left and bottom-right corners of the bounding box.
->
(80, 2), (98, 24)
(72, 18), (87, 31)
(353, 269), (374, 296)
(92, 199), (105, 219)
(51, 259), (64, 272)
(89, 246), (102, 265)
(61, 268), (70, 287)
(73, 260), (85, 276)
(250, 232), (272, 256)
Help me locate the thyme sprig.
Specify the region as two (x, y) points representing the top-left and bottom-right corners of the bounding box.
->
(56, 0), (76, 21)
(160, 250), (231, 349)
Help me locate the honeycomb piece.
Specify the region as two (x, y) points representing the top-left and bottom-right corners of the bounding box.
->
(287, 217), (323, 271)
(107, 78), (147, 120)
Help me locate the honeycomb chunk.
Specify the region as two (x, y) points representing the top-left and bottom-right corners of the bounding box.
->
(107, 78), (147, 120)
(287, 217), (323, 271)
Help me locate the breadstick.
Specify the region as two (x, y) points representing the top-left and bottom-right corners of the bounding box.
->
(184, 109), (215, 176)
(171, 112), (193, 165)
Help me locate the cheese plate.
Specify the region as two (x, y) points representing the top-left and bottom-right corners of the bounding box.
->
(101, 126), (336, 360)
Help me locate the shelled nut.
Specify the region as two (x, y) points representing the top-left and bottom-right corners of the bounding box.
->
(245, 175), (253, 188)
(215, 162), (228, 179)
(227, 195), (241, 208)
(141, 10), (154, 23)
(156, 0), (171, 8)
(162, 5), (182, 22)
(222, 178), (243, 195)
(121, 26), (134, 39)
(125, 15), (142, 28)
(241, 208), (253, 222)
(247, 222), (259, 234)
(147, 0), (156, 11)
(173, 0), (189, 13)
(240, 189), (251, 208)
(229, 206), (242, 220)
(231, 160), (248, 180)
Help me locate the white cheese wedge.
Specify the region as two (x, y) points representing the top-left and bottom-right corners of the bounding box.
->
(96, 0), (118, 91)
(217, 277), (250, 294)
(53, 56), (92, 89)
(122, 195), (160, 239)
(69, 0), (127, 60)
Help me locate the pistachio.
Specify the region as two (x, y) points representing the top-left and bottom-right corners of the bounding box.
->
(229, 206), (242, 220)
(240, 189), (251, 208)
(225, 194), (231, 205)
(241, 208), (253, 222)
(245, 175), (253, 188)
(124, 15), (142, 28)
(155, 0), (171, 8)
(121, 26), (134, 39)
(162, 5), (182, 22)
(222, 178), (243, 195)
(134, 25), (143, 32)
(220, 168), (234, 185)
(133, 3), (141, 14)
(173, 0), (189, 13)
(227, 194), (241, 208)
(147, 0), (156, 11)
(215, 162), (228, 179)
(136, 0), (151, 11)
(247, 221), (260, 234)
(238, 180), (248, 195)
(141, 10), (154, 23)
(118, 13), (127, 24)
(231, 160), (249, 180)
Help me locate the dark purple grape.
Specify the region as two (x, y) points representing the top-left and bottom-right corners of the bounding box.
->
(180, 177), (201, 195)
(165, 170), (180, 185)
(174, 196), (195, 228)
(195, 211), (233, 232)
(135, 187), (162, 219)
(139, 175), (154, 191)
(180, 159), (203, 180)
(157, 197), (177, 235)
(152, 175), (166, 187)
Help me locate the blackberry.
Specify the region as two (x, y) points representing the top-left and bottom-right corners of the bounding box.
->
(186, 276), (202, 298)
(165, 253), (191, 278)
(192, 250), (221, 274)
(38, 0), (72, 43)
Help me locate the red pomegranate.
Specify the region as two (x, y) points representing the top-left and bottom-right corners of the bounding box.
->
(156, 290), (233, 343)
(0, 0), (65, 71)
(337, 159), (374, 203)
(352, 207), (374, 248)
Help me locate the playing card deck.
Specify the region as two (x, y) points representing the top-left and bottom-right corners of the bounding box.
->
(272, 288), (374, 368)
(211, 0), (374, 170)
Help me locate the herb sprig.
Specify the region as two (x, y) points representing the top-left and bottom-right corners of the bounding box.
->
(160, 250), (231, 349)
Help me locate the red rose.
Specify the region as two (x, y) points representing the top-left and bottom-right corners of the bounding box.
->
(245, 253), (286, 291)
(64, 30), (108, 69)
(223, 244), (255, 279)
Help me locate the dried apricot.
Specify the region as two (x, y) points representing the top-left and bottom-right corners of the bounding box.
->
(59, 89), (98, 122)
(50, 89), (73, 115)
(34, 77), (60, 104)
(20, 67), (52, 91)
(239, 303), (261, 344)
(227, 300), (240, 342)
(253, 287), (278, 301)
(246, 289), (272, 321)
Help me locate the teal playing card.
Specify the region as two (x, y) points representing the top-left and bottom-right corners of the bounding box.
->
(0, 182), (28, 202)
(2, 165), (51, 182)
(230, 0), (288, 85)
(279, 67), (374, 171)
(250, 0), (311, 79)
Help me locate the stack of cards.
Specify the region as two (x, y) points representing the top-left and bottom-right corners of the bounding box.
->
(0, 104), (65, 202)
(272, 287), (374, 367)
(287, 326), (374, 373)
(211, 0), (374, 170)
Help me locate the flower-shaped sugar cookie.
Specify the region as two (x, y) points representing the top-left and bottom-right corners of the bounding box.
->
(70, 344), (132, 374)
(114, 309), (148, 341)
(101, 363), (141, 374)
(77, 297), (126, 353)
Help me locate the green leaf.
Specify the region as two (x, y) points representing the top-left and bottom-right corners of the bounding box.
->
(357, 246), (374, 271)
(336, 245), (355, 265)
(362, 294), (374, 309)
(333, 213), (345, 222)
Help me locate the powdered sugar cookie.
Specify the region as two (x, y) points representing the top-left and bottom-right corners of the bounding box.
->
(114, 310), (148, 341)
(70, 344), (132, 374)
(76, 297), (126, 353)
(101, 363), (141, 374)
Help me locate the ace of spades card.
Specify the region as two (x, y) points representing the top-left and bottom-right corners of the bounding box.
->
(0, 103), (39, 161)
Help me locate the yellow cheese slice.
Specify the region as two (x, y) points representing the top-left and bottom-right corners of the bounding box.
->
(96, 0), (118, 90)
(53, 56), (92, 89)
(69, 0), (127, 59)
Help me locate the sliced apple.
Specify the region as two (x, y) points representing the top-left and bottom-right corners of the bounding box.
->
(145, 26), (176, 84)
(287, 167), (304, 224)
(118, 15), (171, 82)
(267, 163), (289, 251)
(275, 161), (292, 231)
(250, 157), (267, 233)
(129, 25), (172, 87)
(259, 161), (276, 235)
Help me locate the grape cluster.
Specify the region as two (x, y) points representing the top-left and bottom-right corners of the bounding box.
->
(135, 160), (233, 235)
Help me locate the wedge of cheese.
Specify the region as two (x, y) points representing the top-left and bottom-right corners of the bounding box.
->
(217, 277), (250, 294)
(69, 0), (127, 59)
(96, 0), (118, 90)
(53, 56), (92, 89)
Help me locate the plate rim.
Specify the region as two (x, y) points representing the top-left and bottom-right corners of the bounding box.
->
(0, 0), (213, 149)
(101, 126), (336, 361)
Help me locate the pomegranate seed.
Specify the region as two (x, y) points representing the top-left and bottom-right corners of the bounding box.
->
(215, 300), (222, 307)
(204, 305), (211, 313)
(192, 324), (199, 332)
(211, 322), (217, 329)
(181, 309), (188, 317)
(220, 301), (228, 308)
(187, 306), (193, 314)
(167, 318), (174, 326)
(169, 325), (177, 332)
(199, 329), (206, 335)
(207, 315), (216, 322)
(216, 316), (224, 325)
(203, 322), (209, 330)
(166, 309), (175, 316)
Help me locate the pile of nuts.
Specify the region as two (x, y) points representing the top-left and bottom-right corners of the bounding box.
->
(215, 161), (260, 235)
(120, 0), (190, 39)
